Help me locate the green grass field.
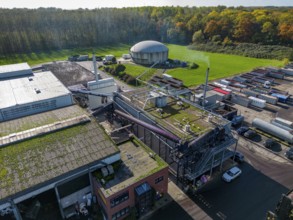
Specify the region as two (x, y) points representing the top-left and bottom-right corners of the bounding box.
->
(0, 44), (284, 87)
(0, 44), (130, 66)
(166, 44), (284, 86)
(121, 63), (150, 77)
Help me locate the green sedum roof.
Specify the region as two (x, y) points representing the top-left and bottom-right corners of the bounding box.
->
(0, 106), (119, 201)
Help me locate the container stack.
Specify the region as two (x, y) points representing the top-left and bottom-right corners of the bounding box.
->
(248, 96), (266, 108)
(258, 94), (278, 105)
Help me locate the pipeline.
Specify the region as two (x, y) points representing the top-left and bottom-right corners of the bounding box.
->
(69, 89), (112, 97)
(114, 109), (181, 143)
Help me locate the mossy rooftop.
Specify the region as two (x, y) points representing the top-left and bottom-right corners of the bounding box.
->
(121, 88), (225, 140)
(98, 139), (168, 198)
(0, 105), (119, 200)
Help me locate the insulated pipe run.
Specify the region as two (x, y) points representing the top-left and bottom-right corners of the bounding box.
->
(114, 109), (181, 143)
(69, 89), (112, 97)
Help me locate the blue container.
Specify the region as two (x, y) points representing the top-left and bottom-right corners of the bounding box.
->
(271, 93), (288, 103)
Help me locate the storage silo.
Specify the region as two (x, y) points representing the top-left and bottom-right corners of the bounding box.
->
(130, 40), (168, 65)
(252, 118), (293, 143)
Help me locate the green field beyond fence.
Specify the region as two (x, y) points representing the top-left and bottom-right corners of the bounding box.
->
(0, 44), (284, 87)
(166, 44), (284, 86)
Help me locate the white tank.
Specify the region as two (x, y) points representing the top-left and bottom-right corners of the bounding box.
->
(252, 118), (293, 143)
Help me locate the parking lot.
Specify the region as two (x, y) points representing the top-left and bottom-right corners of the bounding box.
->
(152, 137), (293, 220)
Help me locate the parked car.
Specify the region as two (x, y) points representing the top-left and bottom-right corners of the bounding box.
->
(96, 56), (103, 61)
(244, 130), (256, 139)
(103, 55), (117, 65)
(231, 151), (245, 163)
(222, 167), (242, 183)
(237, 126), (249, 135)
(284, 148), (293, 160)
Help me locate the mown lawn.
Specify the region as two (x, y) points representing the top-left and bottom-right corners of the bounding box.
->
(0, 44), (130, 66)
(121, 63), (150, 77)
(166, 44), (284, 86)
(0, 44), (284, 87)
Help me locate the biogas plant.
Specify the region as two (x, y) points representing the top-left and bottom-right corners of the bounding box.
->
(1, 43), (292, 219)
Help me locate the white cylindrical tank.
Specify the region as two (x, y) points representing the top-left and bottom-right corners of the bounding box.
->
(252, 118), (293, 143)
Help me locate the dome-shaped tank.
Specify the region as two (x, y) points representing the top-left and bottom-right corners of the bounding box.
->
(130, 40), (168, 65)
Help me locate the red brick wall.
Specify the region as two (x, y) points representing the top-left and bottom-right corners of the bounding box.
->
(92, 166), (169, 220)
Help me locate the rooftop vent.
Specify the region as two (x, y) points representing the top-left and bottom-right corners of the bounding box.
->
(101, 167), (109, 177)
(28, 77), (33, 81)
(107, 165), (114, 175)
(34, 88), (41, 94)
(183, 124), (191, 132)
(149, 152), (156, 159)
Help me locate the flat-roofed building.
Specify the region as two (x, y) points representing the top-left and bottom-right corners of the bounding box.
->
(92, 138), (168, 220)
(114, 87), (236, 191)
(0, 66), (74, 121)
(0, 62), (32, 79)
(0, 105), (120, 219)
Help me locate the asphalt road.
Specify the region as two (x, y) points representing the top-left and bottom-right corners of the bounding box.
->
(152, 140), (293, 220)
(151, 201), (194, 220)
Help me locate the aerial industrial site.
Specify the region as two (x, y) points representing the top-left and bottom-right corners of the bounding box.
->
(0, 40), (293, 220)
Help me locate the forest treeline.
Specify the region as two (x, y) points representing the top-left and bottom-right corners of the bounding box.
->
(0, 6), (292, 58)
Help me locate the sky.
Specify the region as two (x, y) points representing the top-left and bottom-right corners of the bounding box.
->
(1, 0), (293, 9)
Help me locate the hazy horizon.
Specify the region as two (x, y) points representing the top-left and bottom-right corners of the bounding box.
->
(1, 0), (293, 9)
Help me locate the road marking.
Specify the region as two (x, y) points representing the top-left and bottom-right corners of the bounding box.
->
(216, 211), (227, 219)
(194, 194), (212, 208)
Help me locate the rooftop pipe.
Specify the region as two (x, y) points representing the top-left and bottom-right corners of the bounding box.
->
(114, 109), (181, 143)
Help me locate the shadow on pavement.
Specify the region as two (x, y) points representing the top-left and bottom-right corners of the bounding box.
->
(150, 200), (193, 220)
(185, 162), (289, 220)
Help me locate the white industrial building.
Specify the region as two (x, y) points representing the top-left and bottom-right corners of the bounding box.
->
(0, 63), (74, 121)
(87, 78), (117, 110)
(0, 62), (120, 219)
(0, 62), (32, 79)
(130, 40), (169, 65)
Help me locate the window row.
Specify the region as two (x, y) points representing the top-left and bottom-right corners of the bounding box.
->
(155, 176), (164, 184)
(110, 191), (129, 208)
(112, 206), (130, 220)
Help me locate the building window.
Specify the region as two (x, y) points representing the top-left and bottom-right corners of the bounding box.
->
(112, 206), (130, 220)
(110, 191), (129, 208)
(155, 176), (164, 184)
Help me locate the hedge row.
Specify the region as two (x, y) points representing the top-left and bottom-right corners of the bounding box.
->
(103, 64), (137, 86)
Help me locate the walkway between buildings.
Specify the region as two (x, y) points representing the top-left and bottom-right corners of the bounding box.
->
(140, 179), (213, 220)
